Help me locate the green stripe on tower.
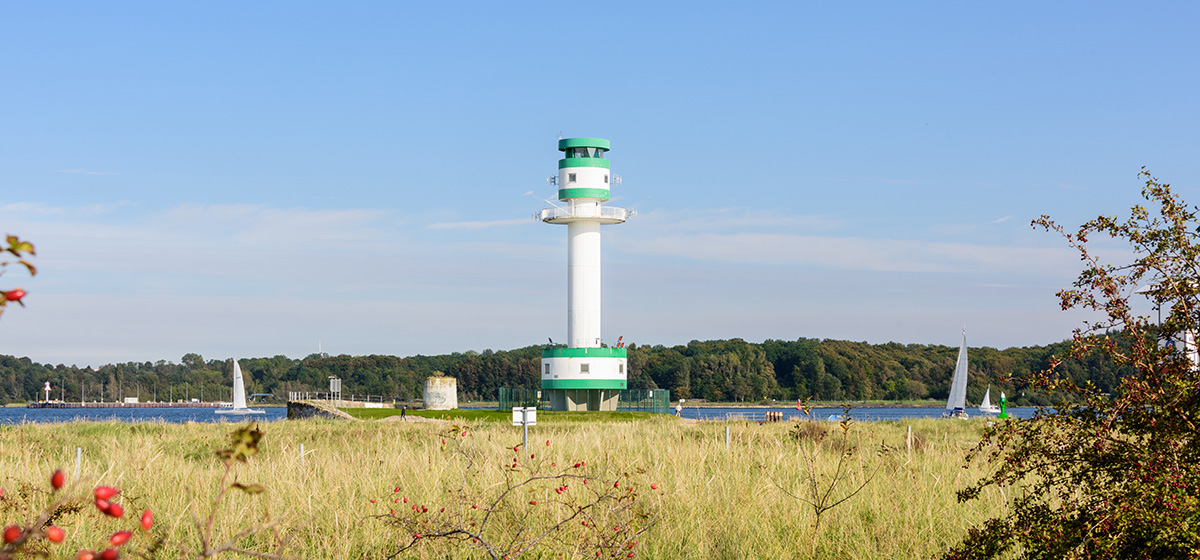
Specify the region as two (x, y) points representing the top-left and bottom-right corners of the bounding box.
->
(558, 138), (611, 151)
(558, 158), (611, 169)
(541, 379), (627, 390)
(558, 188), (610, 201)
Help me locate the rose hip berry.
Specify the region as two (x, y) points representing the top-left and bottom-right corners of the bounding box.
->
(109, 531), (132, 546)
(3, 525), (22, 544)
(140, 509), (153, 531)
(46, 525), (65, 543)
(51, 469), (65, 490)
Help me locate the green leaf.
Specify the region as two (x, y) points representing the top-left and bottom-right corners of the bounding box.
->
(215, 423), (263, 463)
(231, 482), (266, 494)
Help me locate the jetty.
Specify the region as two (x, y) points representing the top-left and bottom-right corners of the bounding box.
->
(27, 401), (226, 409)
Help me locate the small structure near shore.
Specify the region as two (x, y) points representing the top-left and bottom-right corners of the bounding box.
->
(423, 376), (458, 410)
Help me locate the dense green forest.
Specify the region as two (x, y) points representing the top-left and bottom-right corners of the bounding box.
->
(0, 336), (1131, 406)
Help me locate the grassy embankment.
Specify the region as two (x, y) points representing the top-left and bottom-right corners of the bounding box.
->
(0, 415), (1009, 559)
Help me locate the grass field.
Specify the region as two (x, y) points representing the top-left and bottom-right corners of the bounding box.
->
(0, 414), (1010, 559)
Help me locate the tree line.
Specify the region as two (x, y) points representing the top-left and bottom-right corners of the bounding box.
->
(0, 336), (1132, 406)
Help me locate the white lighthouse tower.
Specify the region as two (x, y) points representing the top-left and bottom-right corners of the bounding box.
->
(537, 138), (629, 411)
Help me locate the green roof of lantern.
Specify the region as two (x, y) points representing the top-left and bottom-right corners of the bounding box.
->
(558, 138), (610, 151)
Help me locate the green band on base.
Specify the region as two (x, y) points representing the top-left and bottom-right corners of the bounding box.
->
(541, 379), (627, 389)
(541, 347), (627, 359)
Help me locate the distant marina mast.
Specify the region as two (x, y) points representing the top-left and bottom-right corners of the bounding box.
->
(537, 138), (629, 411)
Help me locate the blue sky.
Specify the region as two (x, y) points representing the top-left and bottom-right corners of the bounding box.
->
(2, 2), (1198, 367)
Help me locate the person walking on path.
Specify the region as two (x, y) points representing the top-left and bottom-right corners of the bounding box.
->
(401, 405), (407, 420)
(675, 403), (682, 417)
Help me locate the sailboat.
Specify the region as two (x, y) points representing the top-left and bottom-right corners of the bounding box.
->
(978, 385), (1000, 414)
(943, 329), (969, 419)
(214, 359), (265, 415)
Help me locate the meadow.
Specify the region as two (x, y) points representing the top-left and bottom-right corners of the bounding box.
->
(0, 414), (1011, 559)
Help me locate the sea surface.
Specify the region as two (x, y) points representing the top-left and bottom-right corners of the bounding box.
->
(0, 405), (1037, 424)
(673, 406), (1038, 422)
(0, 406), (288, 424)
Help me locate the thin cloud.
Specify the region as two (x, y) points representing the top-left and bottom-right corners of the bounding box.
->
(0, 201), (132, 218)
(54, 169), (120, 176)
(886, 179), (920, 184)
(635, 207), (845, 233)
(428, 218), (531, 230)
(625, 232), (1075, 276)
(992, 216), (1013, 223)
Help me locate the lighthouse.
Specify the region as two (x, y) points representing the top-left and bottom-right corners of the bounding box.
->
(537, 138), (629, 411)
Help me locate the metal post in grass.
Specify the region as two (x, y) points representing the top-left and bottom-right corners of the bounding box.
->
(513, 407), (536, 450)
(725, 425), (730, 452)
(907, 426), (912, 454)
(75, 447), (81, 480)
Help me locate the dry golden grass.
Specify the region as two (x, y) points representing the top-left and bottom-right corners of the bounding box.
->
(0, 416), (1008, 559)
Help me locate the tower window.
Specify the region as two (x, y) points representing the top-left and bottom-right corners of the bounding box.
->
(604, 174), (609, 184)
(544, 364), (550, 375)
(580, 363), (590, 374)
(619, 363), (624, 374)
(567, 147), (605, 158)
(568, 173), (576, 183)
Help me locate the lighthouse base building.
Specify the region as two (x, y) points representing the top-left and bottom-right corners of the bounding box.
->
(537, 137), (628, 411)
(541, 347), (626, 411)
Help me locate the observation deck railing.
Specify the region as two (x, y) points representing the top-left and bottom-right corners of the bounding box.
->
(537, 206), (631, 223)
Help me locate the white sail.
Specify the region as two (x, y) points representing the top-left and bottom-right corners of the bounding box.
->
(232, 359), (247, 409)
(979, 385), (1000, 414)
(215, 358), (265, 415)
(945, 330), (969, 415)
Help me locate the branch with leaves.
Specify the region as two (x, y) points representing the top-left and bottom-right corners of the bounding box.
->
(945, 169), (1200, 560)
(183, 423), (293, 559)
(772, 406), (880, 531)
(0, 234), (35, 317)
(372, 425), (660, 559)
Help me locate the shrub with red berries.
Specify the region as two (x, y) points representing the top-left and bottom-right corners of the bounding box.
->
(371, 425), (661, 559)
(0, 469), (152, 560)
(946, 172), (1200, 559)
(0, 234), (36, 319)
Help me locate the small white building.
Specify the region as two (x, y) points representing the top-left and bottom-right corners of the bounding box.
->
(423, 376), (458, 410)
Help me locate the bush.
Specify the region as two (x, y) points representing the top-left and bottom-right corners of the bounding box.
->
(945, 170), (1200, 559)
